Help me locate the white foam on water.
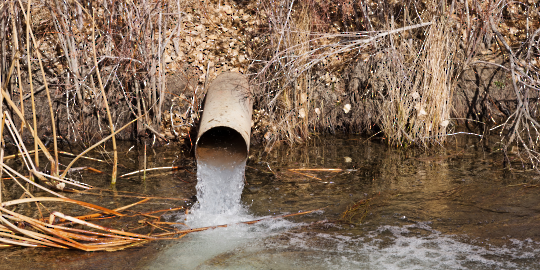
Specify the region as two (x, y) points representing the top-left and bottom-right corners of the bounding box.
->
(144, 151), (305, 269)
(145, 216), (301, 270)
(146, 219), (540, 269)
(251, 222), (540, 270)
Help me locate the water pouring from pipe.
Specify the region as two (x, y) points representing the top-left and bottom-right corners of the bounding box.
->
(189, 72), (253, 227)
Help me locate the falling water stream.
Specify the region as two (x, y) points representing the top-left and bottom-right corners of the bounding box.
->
(147, 129), (303, 269)
(187, 148), (248, 227)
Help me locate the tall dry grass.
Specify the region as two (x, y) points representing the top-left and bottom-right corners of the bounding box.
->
(0, 0), (206, 183)
(0, 0), (539, 251)
(379, 13), (462, 147)
(253, 0), (540, 170)
(1, 0), (197, 145)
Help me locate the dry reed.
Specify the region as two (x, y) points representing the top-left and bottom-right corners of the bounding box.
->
(252, 0), (540, 170)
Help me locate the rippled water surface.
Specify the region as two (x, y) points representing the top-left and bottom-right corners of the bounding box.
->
(2, 135), (540, 269)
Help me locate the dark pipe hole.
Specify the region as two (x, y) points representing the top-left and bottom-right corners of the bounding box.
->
(196, 127), (247, 166)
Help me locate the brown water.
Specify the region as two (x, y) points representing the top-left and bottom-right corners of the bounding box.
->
(1, 135), (540, 269)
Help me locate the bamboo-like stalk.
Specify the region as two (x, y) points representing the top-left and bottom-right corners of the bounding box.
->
(3, 167), (35, 200)
(23, 0), (39, 171)
(119, 166), (182, 178)
(4, 113), (39, 173)
(0, 216), (67, 249)
(0, 88), (55, 165)
(0, 230), (51, 247)
(288, 168), (343, 172)
(0, 31), (21, 204)
(143, 144), (147, 180)
(1, 197), (123, 216)
(57, 151), (107, 163)
(91, 12), (118, 184)
(2, 164), (64, 198)
(16, 0), (59, 176)
(32, 171), (93, 190)
(0, 114), (4, 203)
(9, 2), (24, 136)
(68, 198), (150, 222)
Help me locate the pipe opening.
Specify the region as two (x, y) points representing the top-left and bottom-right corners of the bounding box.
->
(196, 126), (248, 166)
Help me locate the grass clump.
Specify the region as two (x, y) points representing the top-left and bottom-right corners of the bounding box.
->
(251, 0), (540, 170)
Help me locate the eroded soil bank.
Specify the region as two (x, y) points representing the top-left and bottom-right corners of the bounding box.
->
(2, 0), (538, 153)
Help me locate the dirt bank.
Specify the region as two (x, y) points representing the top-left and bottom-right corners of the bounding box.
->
(1, 0), (539, 159)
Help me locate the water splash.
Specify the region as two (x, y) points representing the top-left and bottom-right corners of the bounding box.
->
(145, 138), (301, 269)
(186, 156), (248, 227)
(186, 128), (251, 227)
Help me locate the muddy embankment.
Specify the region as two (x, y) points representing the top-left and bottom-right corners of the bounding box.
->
(1, 0), (539, 160)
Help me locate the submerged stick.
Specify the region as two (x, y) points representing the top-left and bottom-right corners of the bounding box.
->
(57, 151), (107, 163)
(155, 207), (325, 237)
(119, 166), (183, 178)
(60, 117), (139, 178)
(288, 168), (343, 172)
(288, 170), (322, 180)
(287, 168), (342, 180)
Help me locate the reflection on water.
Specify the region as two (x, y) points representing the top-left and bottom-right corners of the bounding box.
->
(146, 135), (540, 269)
(2, 136), (540, 269)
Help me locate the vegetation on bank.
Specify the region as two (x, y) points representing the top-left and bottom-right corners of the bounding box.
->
(0, 0), (538, 159)
(0, 0), (538, 151)
(0, 0), (539, 250)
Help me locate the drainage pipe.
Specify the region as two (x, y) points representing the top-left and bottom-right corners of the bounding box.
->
(195, 72), (252, 164)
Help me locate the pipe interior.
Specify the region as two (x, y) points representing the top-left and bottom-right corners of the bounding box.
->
(196, 127), (248, 166)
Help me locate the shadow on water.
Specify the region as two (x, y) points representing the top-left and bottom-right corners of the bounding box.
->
(1, 135), (540, 269)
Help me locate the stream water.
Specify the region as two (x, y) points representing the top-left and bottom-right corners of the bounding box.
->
(1, 135), (540, 269)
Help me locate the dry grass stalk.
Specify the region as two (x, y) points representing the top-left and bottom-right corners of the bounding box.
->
(60, 117), (139, 178)
(0, 113), (321, 250)
(487, 14), (540, 169)
(379, 14), (461, 147)
(22, 0), (39, 170)
(8, 2), (24, 137)
(91, 12), (117, 184)
(119, 165), (183, 178)
(253, 0), (440, 149)
(1, 0), (204, 146)
(17, 0), (59, 175)
(0, 89), (316, 251)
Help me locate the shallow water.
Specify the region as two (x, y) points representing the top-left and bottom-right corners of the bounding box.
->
(2, 135), (540, 269)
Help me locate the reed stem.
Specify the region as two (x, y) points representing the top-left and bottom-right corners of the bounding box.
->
(91, 12), (118, 184)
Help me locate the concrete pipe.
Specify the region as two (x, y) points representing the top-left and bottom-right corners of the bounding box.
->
(195, 72), (252, 166)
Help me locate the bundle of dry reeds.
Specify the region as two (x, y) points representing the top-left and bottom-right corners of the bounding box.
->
(252, 0), (540, 169)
